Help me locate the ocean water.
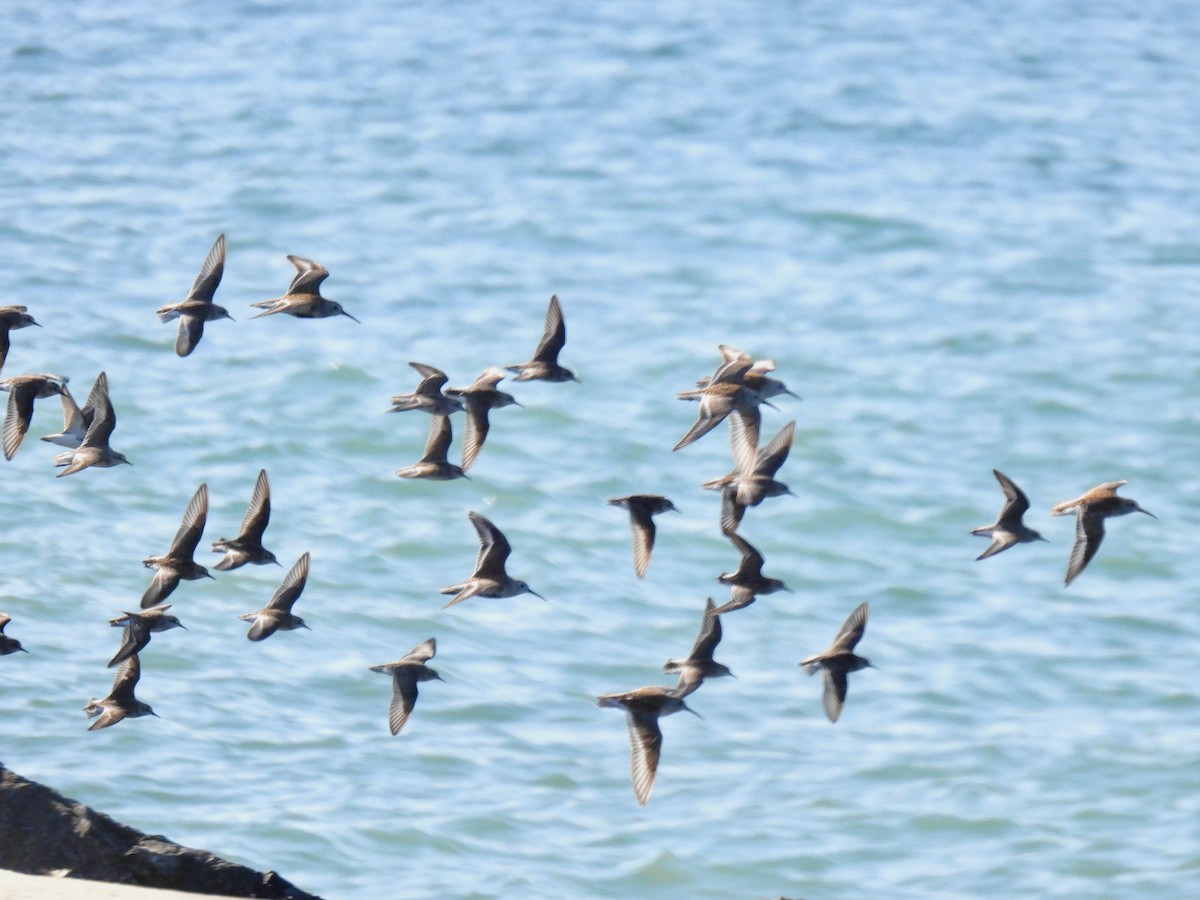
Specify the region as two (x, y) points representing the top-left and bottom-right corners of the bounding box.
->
(2, 1), (1200, 897)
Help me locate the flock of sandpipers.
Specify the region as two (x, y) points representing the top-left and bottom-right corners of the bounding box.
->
(0, 234), (1156, 805)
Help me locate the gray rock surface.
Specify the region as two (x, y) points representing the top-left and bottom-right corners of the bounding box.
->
(0, 762), (321, 899)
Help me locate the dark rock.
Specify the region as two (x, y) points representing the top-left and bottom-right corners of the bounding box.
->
(0, 761), (321, 899)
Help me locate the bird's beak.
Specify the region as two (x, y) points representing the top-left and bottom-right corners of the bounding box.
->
(178, 624), (189, 630)
(343, 311), (361, 323)
(512, 400), (525, 408)
(1139, 508), (1157, 519)
(683, 703), (704, 721)
(150, 710), (161, 718)
(530, 590), (546, 601)
(762, 399), (779, 411)
(18, 647), (29, 653)
(301, 623), (312, 630)
(785, 389), (802, 400)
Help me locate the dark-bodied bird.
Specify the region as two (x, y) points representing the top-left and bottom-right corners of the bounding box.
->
(596, 685), (700, 806)
(251, 255), (359, 322)
(715, 419), (796, 533)
(239, 552), (311, 641)
(970, 469), (1047, 561)
(444, 368), (521, 473)
(712, 530), (791, 615)
(440, 511), (542, 609)
(0, 306), (40, 373)
(368, 637), (442, 735)
(800, 602), (872, 723)
(1, 373), (67, 460)
(663, 598), (733, 697)
(0, 613), (28, 655)
(1051, 480), (1156, 586)
(211, 469), (278, 570)
(389, 362), (464, 416)
(395, 414), (467, 481)
(505, 294), (578, 383)
(607, 494), (678, 579)
(54, 372), (131, 476)
(141, 483), (212, 608)
(84, 654), (158, 731)
(155, 233), (232, 356)
(107, 605), (186, 668)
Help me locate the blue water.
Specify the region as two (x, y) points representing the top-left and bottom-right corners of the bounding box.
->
(3, 2), (1200, 897)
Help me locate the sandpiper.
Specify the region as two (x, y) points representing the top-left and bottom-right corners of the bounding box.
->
(251, 255), (360, 322)
(141, 483), (212, 608)
(211, 469), (278, 570)
(0, 613), (28, 655)
(607, 494), (679, 579)
(388, 362), (464, 416)
(674, 355), (760, 461)
(663, 597), (733, 697)
(692, 345), (800, 405)
(368, 637), (443, 735)
(444, 368), (521, 472)
(505, 294), (578, 383)
(440, 511), (543, 609)
(1, 373), (67, 460)
(0, 306), (40, 373)
(712, 530), (791, 615)
(155, 233), (232, 357)
(800, 602), (873, 723)
(54, 372), (131, 476)
(716, 419), (796, 533)
(84, 654), (157, 730)
(1052, 480), (1156, 586)
(239, 552), (311, 641)
(596, 685), (700, 806)
(107, 605), (186, 668)
(971, 469), (1047, 561)
(395, 414), (467, 480)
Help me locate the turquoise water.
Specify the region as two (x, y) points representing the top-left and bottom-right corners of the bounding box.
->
(3, 2), (1200, 897)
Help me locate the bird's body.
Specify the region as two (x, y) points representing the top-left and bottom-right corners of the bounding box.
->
(607, 494), (678, 578)
(239, 552), (311, 641)
(800, 602), (872, 723)
(251, 255), (359, 322)
(596, 685), (699, 806)
(0, 613), (27, 655)
(663, 598), (733, 697)
(54, 372), (130, 476)
(84, 655), (157, 730)
(368, 637), (442, 735)
(505, 295), (578, 382)
(389, 362), (464, 416)
(1051, 481), (1155, 586)
(396, 414), (466, 480)
(674, 354), (761, 459)
(444, 368), (521, 472)
(141, 483), (212, 608)
(1, 373), (67, 460)
(712, 530), (790, 615)
(107, 605), (185, 668)
(212, 469), (277, 570)
(716, 419), (796, 533)
(439, 511), (542, 608)
(155, 233), (231, 356)
(0, 306), (40, 373)
(970, 469), (1047, 561)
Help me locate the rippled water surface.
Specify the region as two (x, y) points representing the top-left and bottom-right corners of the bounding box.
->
(3, 2), (1200, 898)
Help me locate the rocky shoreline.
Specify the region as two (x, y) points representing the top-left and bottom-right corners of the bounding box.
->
(0, 762), (320, 899)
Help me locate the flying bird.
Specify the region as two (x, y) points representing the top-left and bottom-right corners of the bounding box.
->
(368, 637), (443, 735)
(155, 233), (232, 356)
(1052, 480), (1155, 586)
(800, 602), (873, 723)
(251, 255), (359, 322)
(970, 469), (1047, 560)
